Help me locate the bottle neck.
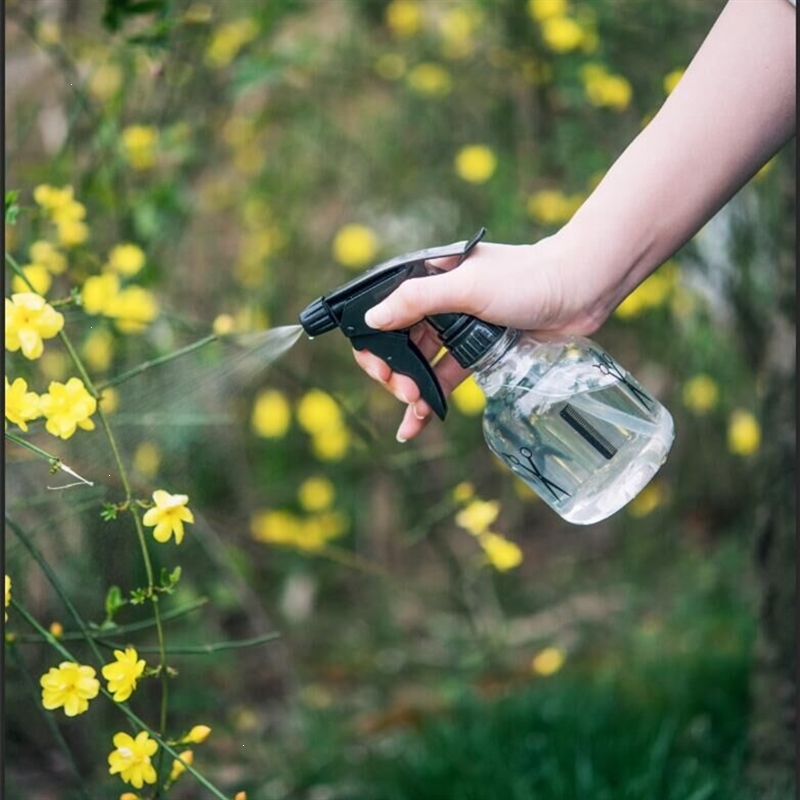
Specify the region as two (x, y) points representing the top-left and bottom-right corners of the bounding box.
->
(471, 327), (520, 375)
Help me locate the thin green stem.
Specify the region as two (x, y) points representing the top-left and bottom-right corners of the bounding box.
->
(10, 600), (230, 800)
(94, 631), (281, 655)
(5, 431), (94, 487)
(96, 333), (219, 391)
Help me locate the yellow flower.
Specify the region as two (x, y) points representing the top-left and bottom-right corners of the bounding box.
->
(29, 240), (67, 274)
(5, 376), (41, 431)
(663, 68), (684, 95)
(55, 218), (89, 248)
(119, 794), (139, 800)
(102, 647), (147, 702)
(728, 410), (761, 456)
(143, 490), (195, 544)
(526, 189), (584, 225)
(531, 646), (565, 676)
(183, 724), (212, 744)
(132, 442), (161, 478)
(251, 509), (304, 546)
(375, 53), (406, 81)
(454, 144), (497, 184)
(5, 574), (10, 622)
(100, 387), (120, 414)
(251, 389), (291, 438)
(311, 425), (351, 461)
(112, 286), (158, 334)
(627, 481), (667, 518)
(540, 16), (585, 53)
(385, 0), (422, 38)
(121, 125), (159, 170)
(12, 264), (52, 296)
(234, 793), (248, 800)
(478, 531), (523, 571)
(451, 375), (486, 415)
(5, 292), (65, 360)
(452, 481), (475, 503)
(169, 750), (193, 782)
(527, 0), (568, 22)
(580, 64), (632, 111)
(82, 273), (121, 316)
(107, 244), (146, 277)
(438, 8), (481, 60)
(455, 499), (499, 535)
(108, 731), (158, 789)
(332, 224), (379, 270)
(205, 17), (259, 68)
(297, 389), (342, 434)
(40, 661), (100, 716)
(298, 476), (335, 512)
(407, 62), (452, 96)
(39, 378), (97, 440)
(613, 265), (676, 319)
(49, 621), (64, 638)
(33, 184), (75, 211)
(82, 327), (115, 373)
(88, 62), (123, 102)
(682, 374), (719, 415)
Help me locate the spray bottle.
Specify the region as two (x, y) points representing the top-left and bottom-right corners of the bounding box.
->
(299, 228), (674, 525)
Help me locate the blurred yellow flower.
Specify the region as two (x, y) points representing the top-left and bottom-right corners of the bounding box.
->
(478, 531), (523, 571)
(454, 144), (497, 184)
(107, 243), (146, 277)
(29, 240), (67, 275)
(169, 750), (193, 782)
(452, 481), (475, 503)
(727, 410), (761, 456)
(455, 498), (499, 535)
(5, 574), (10, 621)
(528, 0), (568, 22)
(540, 16), (585, 53)
(451, 375), (486, 415)
(251, 509), (304, 546)
(682, 374), (719, 415)
(183, 724), (212, 744)
(102, 647), (146, 703)
(113, 287), (159, 334)
(40, 378), (97, 439)
(82, 273), (121, 316)
(627, 480), (667, 518)
(297, 389), (341, 434)
(121, 125), (159, 170)
(133, 441), (161, 478)
(108, 731), (158, 789)
(251, 389), (291, 438)
(663, 68), (684, 95)
(48, 621), (64, 638)
(40, 661), (100, 716)
(580, 64), (632, 111)
(407, 62), (452, 96)
(184, 2), (213, 23)
(311, 425), (351, 462)
(88, 62), (123, 102)
(332, 224), (379, 270)
(5, 376), (41, 431)
(143, 490), (195, 545)
(55, 218), (89, 248)
(613, 264), (676, 319)
(527, 190), (583, 225)
(385, 0), (422, 38)
(375, 53), (406, 81)
(298, 476), (336, 512)
(205, 17), (259, 68)
(234, 793), (247, 800)
(531, 646), (565, 676)
(81, 327), (115, 372)
(5, 293), (65, 360)
(100, 387), (119, 414)
(12, 264), (52, 296)
(33, 184), (75, 211)
(439, 7), (481, 60)
(212, 313), (236, 335)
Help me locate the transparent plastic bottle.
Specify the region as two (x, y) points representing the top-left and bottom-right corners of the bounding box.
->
(471, 329), (674, 524)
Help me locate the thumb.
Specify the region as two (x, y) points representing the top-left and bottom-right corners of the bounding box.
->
(364, 270), (475, 330)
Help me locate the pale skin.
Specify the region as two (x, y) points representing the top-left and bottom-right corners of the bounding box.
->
(353, 0), (796, 442)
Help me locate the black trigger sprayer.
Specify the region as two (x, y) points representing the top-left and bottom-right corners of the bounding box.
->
(299, 228), (675, 525)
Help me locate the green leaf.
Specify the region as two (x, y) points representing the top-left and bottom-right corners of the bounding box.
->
(5, 190), (20, 225)
(101, 502), (119, 521)
(105, 585), (125, 619)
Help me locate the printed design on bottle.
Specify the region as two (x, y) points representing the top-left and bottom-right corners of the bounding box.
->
(503, 446), (570, 500)
(590, 350), (653, 411)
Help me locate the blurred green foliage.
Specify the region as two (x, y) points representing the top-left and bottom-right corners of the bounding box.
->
(4, 0), (794, 797)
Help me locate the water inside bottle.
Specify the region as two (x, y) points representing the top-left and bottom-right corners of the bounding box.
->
(482, 356), (674, 525)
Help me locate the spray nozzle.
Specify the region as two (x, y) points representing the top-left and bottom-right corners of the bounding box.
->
(299, 227), (505, 420)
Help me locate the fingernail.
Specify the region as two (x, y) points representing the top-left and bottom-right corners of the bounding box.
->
(365, 305), (391, 329)
(396, 432), (407, 443)
(412, 402), (430, 420)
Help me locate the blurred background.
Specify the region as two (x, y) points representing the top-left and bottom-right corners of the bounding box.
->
(4, 0), (795, 798)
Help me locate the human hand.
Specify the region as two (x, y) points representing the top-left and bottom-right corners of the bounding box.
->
(353, 231), (614, 441)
